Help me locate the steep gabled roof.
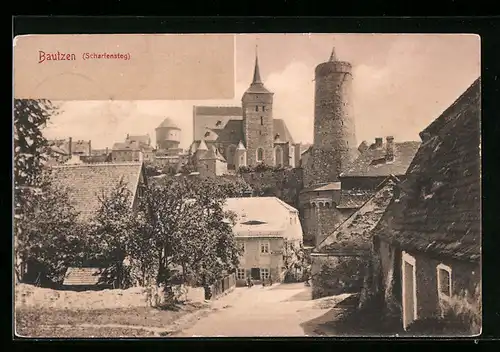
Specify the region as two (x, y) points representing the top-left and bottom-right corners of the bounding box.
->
(315, 176), (399, 254)
(273, 119), (295, 145)
(50, 162), (145, 222)
(340, 141), (421, 178)
(379, 78), (481, 262)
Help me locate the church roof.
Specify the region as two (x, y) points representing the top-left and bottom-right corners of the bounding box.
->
(192, 106), (295, 147)
(244, 51), (272, 95)
(156, 117), (180, 130)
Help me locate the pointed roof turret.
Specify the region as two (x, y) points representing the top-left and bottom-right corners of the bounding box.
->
(237, 140), (246, 151)
(244, 45), (272, 95)
(197, 139), (208, 151)
(329, 47), (337, 62)
(252, 46), (262, 85)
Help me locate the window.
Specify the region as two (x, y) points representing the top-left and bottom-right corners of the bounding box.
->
(255, 105), (259, 112)
(263, 105), (266, 112)
(260, 268), (270, 280)
(260, 241), (270, 254)
(260, 116), (264, 125)
(237, 268), (246, 280)
(437, 263), (452, 299)
(256, 148), (264, 162)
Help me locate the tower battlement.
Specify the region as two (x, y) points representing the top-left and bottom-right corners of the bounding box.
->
(315, 61), (352, 76)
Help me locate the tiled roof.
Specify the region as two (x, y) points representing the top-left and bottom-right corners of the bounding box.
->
(378, 78), (481, 262)
(337, 190), (375, 209)
(194, 106), (243, 116)
(62, 267), (107, 286)
(224, 197), (302, 240)
(49, 139), (91, 155)
(340, 141), (421, 177)
(112, 141), (141, 151)
(127, 134), (150, 145)
(315, 176), (399, 254)
(50, 162), (144, 222)
(273, 119), (295, 145)
(156, 117), (180, 129)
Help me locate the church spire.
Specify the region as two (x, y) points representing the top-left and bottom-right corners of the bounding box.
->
(252, 45), (262, 85)
(329, 46), (337, 62)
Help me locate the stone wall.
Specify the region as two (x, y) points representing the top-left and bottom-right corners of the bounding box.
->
(300, 202), (351, 246)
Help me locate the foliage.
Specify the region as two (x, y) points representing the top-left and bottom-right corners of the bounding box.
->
(14, 99), (60, 282)
(15, 172), (89, 283)
(143, 161), (161, 177)
(440, 283), (482, 335)
(238, 163), (288, 174)
(87, 178), (143, 288)
(312, 257), (365, 297)
(135, 175), (241, 296)
(282, 242), (310, 282)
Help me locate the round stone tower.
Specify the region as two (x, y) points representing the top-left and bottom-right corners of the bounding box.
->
(155, 117), (181, 150)
(304, 48), (358, 188)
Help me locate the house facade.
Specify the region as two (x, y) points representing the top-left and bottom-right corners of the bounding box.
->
(224, 197), (304, 286)
(365, 78), (481, 333)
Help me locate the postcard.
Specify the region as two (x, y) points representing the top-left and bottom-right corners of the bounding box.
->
(13, 33), (481, 338)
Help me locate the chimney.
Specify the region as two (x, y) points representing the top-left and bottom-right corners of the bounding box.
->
(105, 147), (109, 155)
(386, 136), (395, 161)
(88, 140), (92, 156)
(68, 137), (73, 155)
(139, 151), (144, 163)
(375, 137), (383, 148)
(358, 141), (369, 154)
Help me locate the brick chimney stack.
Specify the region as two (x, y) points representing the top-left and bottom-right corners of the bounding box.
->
(68, 137), (73, 155)
(374, 137), (383, 148)
(386, 136), (395, 161)
(88, 140), (92, 156)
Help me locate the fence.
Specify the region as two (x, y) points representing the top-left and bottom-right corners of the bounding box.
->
(209, 273), (236, 300)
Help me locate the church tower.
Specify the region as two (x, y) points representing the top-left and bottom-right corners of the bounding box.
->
(242, 48), (274, 166)
(304, 47), (358, 187)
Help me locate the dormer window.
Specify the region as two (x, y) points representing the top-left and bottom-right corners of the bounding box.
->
(215, 120), (222, 127)
(260, 117), (264, 126)
(255, 106), (259, 112)
(204, 131), (210, 137)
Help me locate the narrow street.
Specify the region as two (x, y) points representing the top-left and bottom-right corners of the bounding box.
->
(172, 283), (341, 337)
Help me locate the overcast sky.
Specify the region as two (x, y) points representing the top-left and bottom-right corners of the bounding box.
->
(43, 34), (480, 149)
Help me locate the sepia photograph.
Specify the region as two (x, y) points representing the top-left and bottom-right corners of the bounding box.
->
(13, 33), (481, 338)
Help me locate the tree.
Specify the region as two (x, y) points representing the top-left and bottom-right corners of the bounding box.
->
(14, 99), (59, 282)
(14, 171), (88, 284)
(88, 178), (140, 288)
(137, 175), (241, 300)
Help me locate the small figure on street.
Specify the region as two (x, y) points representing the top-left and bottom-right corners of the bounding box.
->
(246, 277), (253, 288)
(269, 275), (273, 286)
